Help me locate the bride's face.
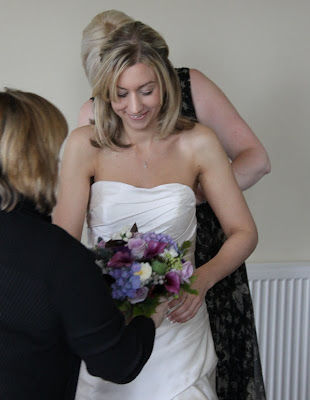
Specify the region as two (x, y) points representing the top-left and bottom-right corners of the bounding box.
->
(111, 63), (162, 133)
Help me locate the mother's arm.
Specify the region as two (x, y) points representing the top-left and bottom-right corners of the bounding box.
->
(190, 68), (271, 190)
(53, 126), (96, 240)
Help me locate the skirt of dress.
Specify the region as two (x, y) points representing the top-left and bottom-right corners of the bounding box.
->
(173, 372), (217, 400)
(75, 304), (218, 400)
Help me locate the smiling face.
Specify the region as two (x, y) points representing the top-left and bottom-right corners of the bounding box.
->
(110, 63), (162, 134)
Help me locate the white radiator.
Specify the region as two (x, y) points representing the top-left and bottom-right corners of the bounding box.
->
(247, 262), (310, 400)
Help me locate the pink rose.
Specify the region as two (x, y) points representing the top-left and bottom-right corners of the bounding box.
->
(128, 238), (148, 259)
(129, 287), (149, 304)
(180, 261), (194, 282)
(97, 239), (106, 248)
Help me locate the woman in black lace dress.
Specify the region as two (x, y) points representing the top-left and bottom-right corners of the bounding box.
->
(176, 68), (267, 400)
(75, 10), (270, 400)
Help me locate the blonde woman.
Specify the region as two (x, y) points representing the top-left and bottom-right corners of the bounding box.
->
(76, 10), (268, 399)
(0, 88), (167, 400)
(54, 21), (258, 400)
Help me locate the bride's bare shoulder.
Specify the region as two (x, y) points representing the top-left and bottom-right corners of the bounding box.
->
(178, 123), (221, 152)
(64, 125), (98, 156)
(67, 124), (94, 144)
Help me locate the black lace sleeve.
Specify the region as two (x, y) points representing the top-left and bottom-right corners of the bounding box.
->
(175, 68), (197, 121)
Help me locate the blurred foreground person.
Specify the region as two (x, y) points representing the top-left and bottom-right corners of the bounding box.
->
(0, 88), (167, 400)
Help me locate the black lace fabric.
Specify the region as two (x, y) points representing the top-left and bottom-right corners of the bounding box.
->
(176, 68), (266, 400)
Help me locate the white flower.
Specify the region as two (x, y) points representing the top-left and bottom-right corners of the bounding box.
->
(162, 247), (179, 259)
(111, 232), (122, 240)
(111, 226), (132, 241)
(123, 230), (132, 242)
(120, 225), (130, 234)
(134, 262), (152, 283)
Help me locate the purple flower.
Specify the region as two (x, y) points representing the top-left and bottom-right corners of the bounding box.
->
(141, 232), (179, 253)
(117, 278), (125, 286)
(180, 261), (194, 282)
(97, 239), (106, 248)
(109, 269), (122, 279)
(121, 270), (131, 279)
(131, 262), (141, 273)
(127, 238), (148, 259)
(107, 251), (134, 268)
(111, 286), (125, 300)
(164, 271), (181, 294)
(129, 287), (149, 304)
(144, 240), (167, 259)
(129, 275), (141, 290)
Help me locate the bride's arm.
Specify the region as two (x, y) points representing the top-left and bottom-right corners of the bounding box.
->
(169, 124), (258, 323)
(53, 126), (96, 240)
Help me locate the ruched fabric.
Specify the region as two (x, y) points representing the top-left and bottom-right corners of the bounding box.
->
(75, 182), (218, 400)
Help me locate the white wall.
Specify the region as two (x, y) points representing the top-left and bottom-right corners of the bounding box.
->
(1, 0), (309, 263)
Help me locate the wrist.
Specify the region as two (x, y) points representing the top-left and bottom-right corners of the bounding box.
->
(197, 264), (217, 293)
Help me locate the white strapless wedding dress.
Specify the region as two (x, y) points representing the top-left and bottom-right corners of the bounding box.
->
(75, 182), (218, 400)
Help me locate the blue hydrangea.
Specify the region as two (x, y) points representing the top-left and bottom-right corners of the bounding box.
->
(141, 232), (179, 253)
(109, 266), (142, 299)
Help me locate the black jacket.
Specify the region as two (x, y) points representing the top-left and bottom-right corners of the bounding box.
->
(0, 200), (155, 399)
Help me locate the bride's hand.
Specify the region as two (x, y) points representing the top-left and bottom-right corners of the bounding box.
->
(166, 269), (210, 323)
(151, 299), (171, 328)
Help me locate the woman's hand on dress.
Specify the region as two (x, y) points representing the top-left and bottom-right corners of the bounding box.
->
(151, 299), (171, 328)
(166, 269), (210, 324)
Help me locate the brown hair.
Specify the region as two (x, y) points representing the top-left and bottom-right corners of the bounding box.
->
(0, 88), (68, 213)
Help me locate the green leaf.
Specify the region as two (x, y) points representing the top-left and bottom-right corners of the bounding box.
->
(132, 297), (161, 318)
(114, 297), (164, 319)
(114, 300), (134, 321)
(115, 300), (131, 313)
(188, 275), (197, 284)
(151, 260), (168, 275)
(95, 247), (113, 263)
(180, 281), (198, 295)
(179, 240), (191, 255)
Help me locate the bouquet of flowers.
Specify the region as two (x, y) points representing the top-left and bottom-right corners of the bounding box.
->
(93, 224), (197, 318)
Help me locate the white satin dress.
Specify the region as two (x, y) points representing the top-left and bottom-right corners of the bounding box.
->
(75, 182), (218, 400)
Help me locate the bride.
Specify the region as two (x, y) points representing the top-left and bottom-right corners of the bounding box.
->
(53, 21), (258, 400)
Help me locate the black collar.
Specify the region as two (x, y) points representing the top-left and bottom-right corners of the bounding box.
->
(1, 198), (51, 223)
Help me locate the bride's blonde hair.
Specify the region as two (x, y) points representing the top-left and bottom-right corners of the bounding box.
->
(92, 21), (194, 149)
